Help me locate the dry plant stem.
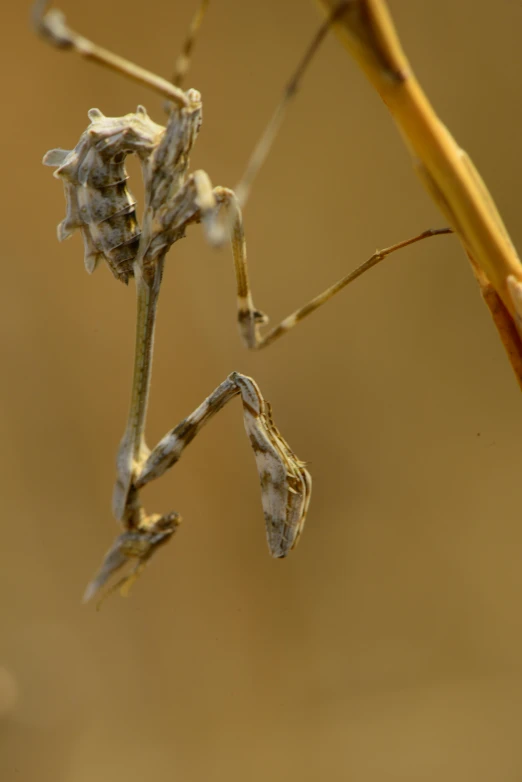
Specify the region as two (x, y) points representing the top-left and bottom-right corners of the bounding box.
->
(468, 256), (522, 392)
(317, 2), (522, 334)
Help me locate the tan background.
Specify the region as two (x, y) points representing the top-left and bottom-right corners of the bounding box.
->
(3, 1), (522, 780)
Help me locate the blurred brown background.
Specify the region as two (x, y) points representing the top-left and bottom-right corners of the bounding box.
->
(3, 1), (522, 780)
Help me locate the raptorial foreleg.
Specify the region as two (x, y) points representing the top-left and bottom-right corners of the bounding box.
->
(136, 372), (311, 558)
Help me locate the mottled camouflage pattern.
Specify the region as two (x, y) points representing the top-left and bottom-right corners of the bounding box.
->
(43, 100), (203, 283)
(136, 372), (311, 558)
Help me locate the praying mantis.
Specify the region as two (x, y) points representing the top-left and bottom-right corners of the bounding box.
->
(33, 0), (449, 602)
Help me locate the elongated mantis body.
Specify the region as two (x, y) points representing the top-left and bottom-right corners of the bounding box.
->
(34, 1), (449, 602)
